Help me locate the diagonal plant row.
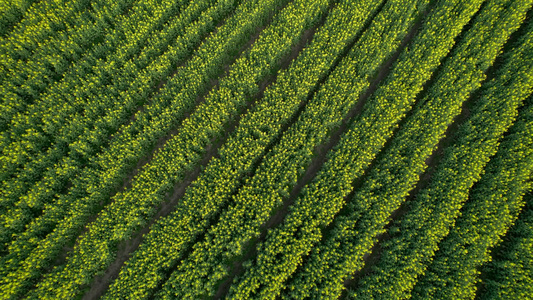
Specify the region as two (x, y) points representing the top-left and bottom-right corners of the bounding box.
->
(0, 0), (233, 252)
(0, 0), (124, 90)
(208, 1), (388, 297)
(0, 0), (208, 134)
(51, 0), (336, 297)
(0, 0), (288, 297)
(0, 0), (209, 230)
(285, 1), (532, 298)
(225, 0), (487, 298)
(1, 2), (530, 300)
(411, 94), (533, 299)
(0, 0), (92, 73)
(411, 21), (533, 299)
(0, 0), (186, 188)
(0, 0), (130, 118)
(5, 0), (317, 298)
(0, 0), (247, 275)
(0, 0), (190, 190)
(0, 0), (179, 135)
(477, 192), (533, 300)
(160, 0), (436, 298)
(0, 0), (38, 38)
(349, 2), (533, 299)
(102, 0), (387, 298)
(131, 3), (392, 298)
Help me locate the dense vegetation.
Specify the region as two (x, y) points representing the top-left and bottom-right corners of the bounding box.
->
(0, 0), (531, 299)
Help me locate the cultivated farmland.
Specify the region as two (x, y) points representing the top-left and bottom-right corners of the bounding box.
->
(0, 0), (532, 299)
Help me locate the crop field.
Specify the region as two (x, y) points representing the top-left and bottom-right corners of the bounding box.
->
(0, 0), (532, 299)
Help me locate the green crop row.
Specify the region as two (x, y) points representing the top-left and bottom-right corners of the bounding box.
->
(15, 0), (317, 298)
(154, 0), (415, 297)
(412, 29), (533, 300)
(0, 0), (191, 202)
(163, 0), (427, 295)
(0, 0), (131, 129)
(479, 194), (533, 299)
(103, 0), (386, 298)
(227, 0), (485, 299)
(0, 0), (228, 253)
(2, 2), (530, 300)
(0, 0), (246, 278)
(0, 0), (275, 297)
(351, 2), (533, 299)
(0, 0), (38, 38)
(287, 1), (532, 299)
(0, 0), (93, 77)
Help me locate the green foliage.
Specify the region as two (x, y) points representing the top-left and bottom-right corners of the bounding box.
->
(0, 0), (38, 38)
(0, 0), (130, 128)
(8, 0), (321, 298)
(153, 0), (401, 297)
(0, 0), (226, 252)
(103, 0), (363, 297)
(0, 0), (277, 297)
(351, 3), (533, 299)
(1, 0), (532, 299)
(0, 0), (195, 212)
(479, 198), (533, 299)
(0, 0), (238, 285)
(411, 42), (533, 300)
(230, 0), (488, 298)
(287, 1), (533, 299)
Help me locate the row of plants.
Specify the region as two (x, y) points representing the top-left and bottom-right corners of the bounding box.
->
(0, 0), (190, 200)
(411, 27), (533, 300)
(284, 1), (532, 298)
(0, 0), (133, 129)
(0, 0), (38, 38)
(160, 0), (433, 297)
(0, 0), (247, 278)
(0, 0), (272, 297)
(225, 0), (486, 298)
(0, 0), (231, 252)
(478, 194), (533, 299)
(0, 0), (224, 258)
(7, 0), (313, 298)
(102, 0), (388, 298)
(0, 0), (93, 75)
(350, 2), (533, 298)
